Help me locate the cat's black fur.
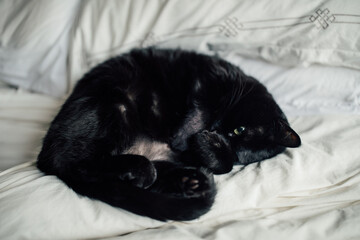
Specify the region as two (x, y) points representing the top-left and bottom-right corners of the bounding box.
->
(37, 48), (300, 221)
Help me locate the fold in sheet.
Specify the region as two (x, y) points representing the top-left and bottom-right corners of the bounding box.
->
(1, 115), (360, 239)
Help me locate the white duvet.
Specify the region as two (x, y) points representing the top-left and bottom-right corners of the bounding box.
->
(1, 0), (360, 239)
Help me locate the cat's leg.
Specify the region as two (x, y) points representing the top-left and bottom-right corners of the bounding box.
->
(182, 130), (238, 174)
(56, 157), (215, 221)
(64, 154), (157, 189)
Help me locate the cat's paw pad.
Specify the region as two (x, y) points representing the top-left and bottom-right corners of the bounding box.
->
(177, 168), (212, 197)
(181, 176), (200, 194)
(149, 166), (215, 198)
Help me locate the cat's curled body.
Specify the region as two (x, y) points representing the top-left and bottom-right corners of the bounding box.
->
(37, 48), (300, 221)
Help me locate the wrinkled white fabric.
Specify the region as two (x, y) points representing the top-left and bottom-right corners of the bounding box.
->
(0, 87), (62, 170)
(2, 55), (360, 171)
(0, 0), (80, 97)
(1, 115), (360, 239)
(1, 1), (360, 238)
(1, 0), (359, 97)
(1, 56), (360, 239)
(69, 0), (360, 89)
(225, 54), (360, 116)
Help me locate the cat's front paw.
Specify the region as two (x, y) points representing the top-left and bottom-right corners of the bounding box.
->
(188, 130), (237, 174)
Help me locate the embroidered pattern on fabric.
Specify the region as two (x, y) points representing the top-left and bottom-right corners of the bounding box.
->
(310, 9), (336, 29)
(86, 7), (360, 66)
(218, 17), (243, 38)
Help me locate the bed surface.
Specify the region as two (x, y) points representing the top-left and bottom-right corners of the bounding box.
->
(1, 0), (360, 239)
(1, 55), (360, 239)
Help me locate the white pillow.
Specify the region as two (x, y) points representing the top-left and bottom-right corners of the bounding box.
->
(69, 0), (360, 89)
(0, 0), (80, 97)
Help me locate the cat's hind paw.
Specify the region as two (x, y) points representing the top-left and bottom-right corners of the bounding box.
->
(178, 168), (211, 197)
(151, 167), (214, 198)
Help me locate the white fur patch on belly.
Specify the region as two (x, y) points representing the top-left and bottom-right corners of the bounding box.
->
(122, 137), (174, 161)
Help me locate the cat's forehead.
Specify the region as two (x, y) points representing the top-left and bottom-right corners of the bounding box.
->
(225, 101), (286, 127)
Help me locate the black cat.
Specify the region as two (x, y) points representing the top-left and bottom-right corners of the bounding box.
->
(37, 48), (300, 221)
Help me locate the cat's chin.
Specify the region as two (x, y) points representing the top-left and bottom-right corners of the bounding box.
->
(235, 145), (286, 165)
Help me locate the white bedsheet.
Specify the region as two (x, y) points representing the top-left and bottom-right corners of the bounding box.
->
(69, 0), (360, 91)
(1, 1), (360, 238)
(0, 0), (80, 97)
(225, 54), (360, 116)
(1, 115), (360, 239)
(1, 55), (360, 239)
(0, 87), (62, 171)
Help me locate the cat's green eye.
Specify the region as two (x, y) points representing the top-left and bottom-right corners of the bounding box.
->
(234, 126), (246, 135)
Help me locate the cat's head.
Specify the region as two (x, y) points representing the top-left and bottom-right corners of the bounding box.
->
(213, 79), (301, 165)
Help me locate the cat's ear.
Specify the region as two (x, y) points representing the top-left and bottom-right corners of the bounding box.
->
(273, 120), (301, 148)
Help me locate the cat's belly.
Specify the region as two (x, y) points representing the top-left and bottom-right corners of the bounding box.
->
(122, 137), (174, 161)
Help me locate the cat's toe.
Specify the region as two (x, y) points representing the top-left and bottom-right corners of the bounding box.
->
(149, 166), (215, 197)
(181, 175), (200, 194)
(178, 168), (213, 197)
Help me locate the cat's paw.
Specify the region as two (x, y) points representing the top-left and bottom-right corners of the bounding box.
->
(116, 155), (157, 189)
(189, 130), (237, 174)
(153, 167), (215, 198)
(178, 168), (212, 197)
